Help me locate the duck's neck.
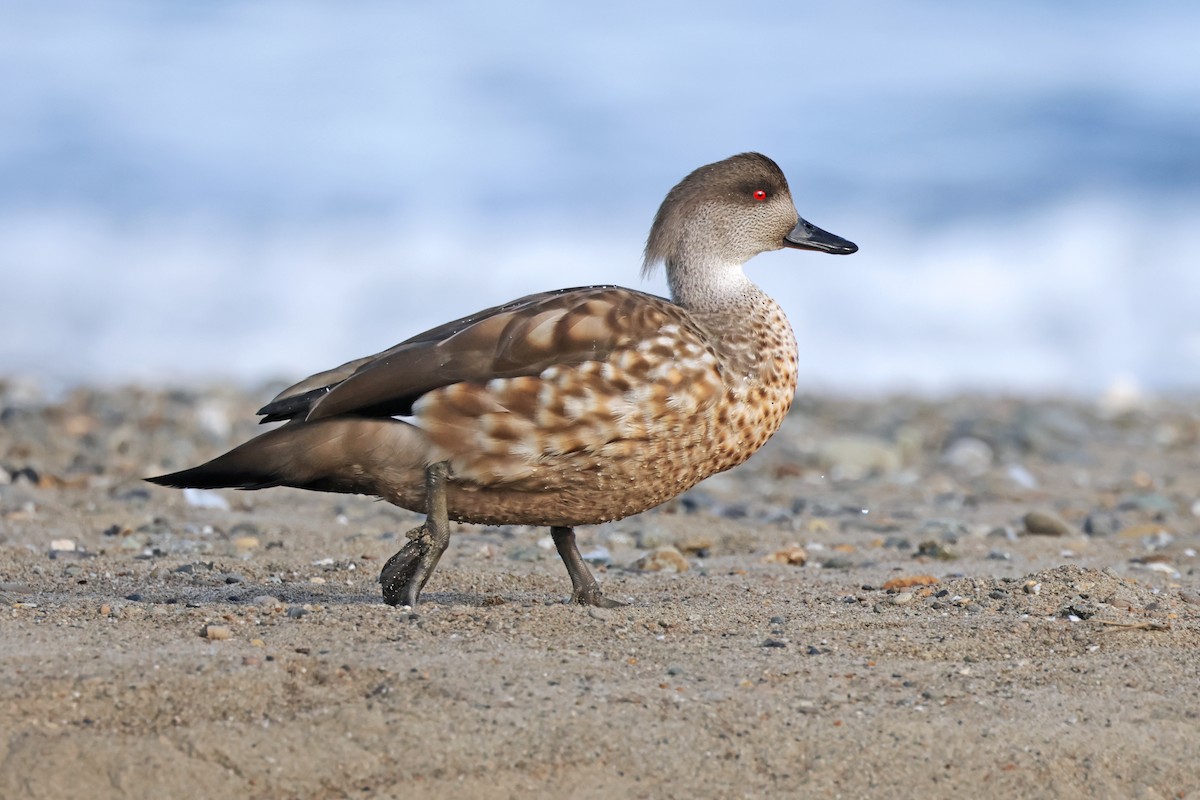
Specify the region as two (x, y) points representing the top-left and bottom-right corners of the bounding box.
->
(665, 253), (797, 391)
(665, 255), (763, 311)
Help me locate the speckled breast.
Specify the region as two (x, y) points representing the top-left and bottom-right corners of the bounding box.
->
(409, 297), (798, 527)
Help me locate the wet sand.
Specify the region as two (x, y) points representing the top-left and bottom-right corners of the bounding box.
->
(2, 382), (1198, 799)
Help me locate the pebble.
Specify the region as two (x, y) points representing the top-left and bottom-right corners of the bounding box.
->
(892, 592), (914, 605)
(202, 624), (233, 640)
(1119, 493), (1176, 514)
(1083, 512), (1122, 537)
(1117, 523), (1172, 542)
(580, 545), (612, 565)
(286, 606), (308, 619)
(815, 435), (901, 480)
(635, 547), (689, 573)
(941, 437), (993, 476)
(881, 575), (938, 590)
(764, 546), (808, 566)
(1023, 511), (1072, 537)
(634, 521), (675, 549)
(49, 539), (76, 552)
(914, 541), (954, 561)
(762, 638), (788, 648)
(183, 488), (231, 510)
(674, 533), (715, 556)
(1023, 581), (1041, 595)
(1005, 464), (1039, 489)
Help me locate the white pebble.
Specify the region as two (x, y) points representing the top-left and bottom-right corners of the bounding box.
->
(50, 539), (76, 552)
(183, 488), (230, 510)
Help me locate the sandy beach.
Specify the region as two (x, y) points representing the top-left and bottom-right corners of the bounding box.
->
(2, 381), (1198, 799)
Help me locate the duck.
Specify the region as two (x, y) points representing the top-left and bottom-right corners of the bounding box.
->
(149, 152), (857, 608)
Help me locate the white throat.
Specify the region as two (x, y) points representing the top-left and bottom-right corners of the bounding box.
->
(666, 256), (761, 310)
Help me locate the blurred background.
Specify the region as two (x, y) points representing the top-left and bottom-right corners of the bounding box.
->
(2, 1), (1198, 396)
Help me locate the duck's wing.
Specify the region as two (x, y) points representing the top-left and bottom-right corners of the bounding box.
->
(257, 285), (683, 423)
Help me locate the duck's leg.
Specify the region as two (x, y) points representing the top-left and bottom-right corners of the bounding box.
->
(551, 526), (623, 608)
(379, 461), (452, 607)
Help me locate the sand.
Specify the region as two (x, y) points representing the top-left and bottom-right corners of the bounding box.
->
(1, 383), (1198, 799)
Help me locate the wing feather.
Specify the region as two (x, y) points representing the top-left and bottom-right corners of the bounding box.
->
(257, 285), (688, 424)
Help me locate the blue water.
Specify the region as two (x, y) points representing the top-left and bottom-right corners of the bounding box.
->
(3, 1), (1199, 394)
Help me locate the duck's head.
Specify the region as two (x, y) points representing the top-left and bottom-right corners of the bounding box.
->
(642, 153), (857, 282)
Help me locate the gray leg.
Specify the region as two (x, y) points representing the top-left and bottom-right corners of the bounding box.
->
(380, 462), (452, 606)
(552, 526), (623, 608)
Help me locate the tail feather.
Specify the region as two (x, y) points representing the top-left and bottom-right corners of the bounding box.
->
(146, 418), (429, 496)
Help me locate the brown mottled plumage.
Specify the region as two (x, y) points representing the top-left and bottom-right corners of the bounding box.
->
(149, 153), (857, 607)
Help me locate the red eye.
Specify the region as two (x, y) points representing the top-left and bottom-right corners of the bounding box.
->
(753, 189), (767, 201)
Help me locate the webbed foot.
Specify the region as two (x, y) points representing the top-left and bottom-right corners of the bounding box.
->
(379, 462), (451, 606)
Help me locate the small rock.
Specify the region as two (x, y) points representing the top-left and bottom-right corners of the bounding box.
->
(674, 533), (715, 556)
(762, 638), (788, 648)
(1005, 464), (1039, 489)
(49, 539), (76, 553)
(286, 606), (308, 619)
(1119, 493), (1176, 514)
(253, 595), (282, 609)
(580, 545), (612, 565)
(815, 435), (901, 480)
(1179, 590), (1200, 606)
(881, 575), (938, 590)
(764, 546), (808, 566)
(119, 536), (145, 552)
(1083, 512), (1122, 537)
(941, 437), (993, 476)
(634, 521), (674, 549)
(914, 541), (955, 560)
(1117, 523), (1172, 543)
(892, 592), (914, 605)
(1023, 511), (1073, 537)
(183, 488), (231, 510)
(233, 536), (260, 551)
(1023, 581), (1041, 595)
(202, 624), (233, 640)
(635, 547), (689, 573)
